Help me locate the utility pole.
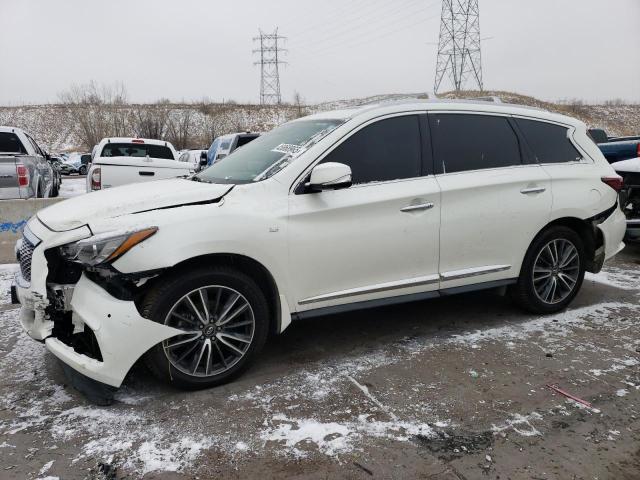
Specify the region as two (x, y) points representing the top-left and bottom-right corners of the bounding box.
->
(253, 29), (287, 105)
(433, 0), (483, 94)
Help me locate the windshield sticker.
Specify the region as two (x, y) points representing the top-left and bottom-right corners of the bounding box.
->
(271, 143), (305, 156)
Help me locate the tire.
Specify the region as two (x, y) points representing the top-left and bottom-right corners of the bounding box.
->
(142, 266), (270, 389)
(79, 165), (87, 176)
(510, 226), (585, 314)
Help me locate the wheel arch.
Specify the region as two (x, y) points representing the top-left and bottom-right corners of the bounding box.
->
(525, 216), (603, 274)
(157, 253), (285, 336)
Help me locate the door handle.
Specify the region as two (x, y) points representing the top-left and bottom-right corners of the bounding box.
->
(139, 171), (155, 176)
(520, 186), (546, 194)
(400, 202), (434, 213)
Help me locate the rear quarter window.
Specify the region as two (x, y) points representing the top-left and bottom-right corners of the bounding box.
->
(515, 119), (583, 163)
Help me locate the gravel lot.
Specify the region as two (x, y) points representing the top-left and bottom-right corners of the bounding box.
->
(1, 245), (639, 479)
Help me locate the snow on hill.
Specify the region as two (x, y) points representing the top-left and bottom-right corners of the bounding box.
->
(0, 92), (637, 152)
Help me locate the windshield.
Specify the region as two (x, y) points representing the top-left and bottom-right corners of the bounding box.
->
(196, 119), (345, 184)
(100, 143), (175, 160)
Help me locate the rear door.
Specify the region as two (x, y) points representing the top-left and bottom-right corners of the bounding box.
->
(430, 112), (553, 288)
(288, 114), (441, 311)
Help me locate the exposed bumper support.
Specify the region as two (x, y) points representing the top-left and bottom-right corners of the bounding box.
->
(42, 274), (184, 387)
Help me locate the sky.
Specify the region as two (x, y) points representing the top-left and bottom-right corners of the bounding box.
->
(0, 0), (638, 105)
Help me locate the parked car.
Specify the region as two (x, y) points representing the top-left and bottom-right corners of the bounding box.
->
(47, 158), (62, 197)
(63, 153), (92, 175)
(589, 128), (640, 163)
(0, 126), (55, 199)
(12, 100), (626, 400)
(612, 157), (640, 240)
(87, 138), (192, 192)
(206, 132), (260, 167)
(178, 149), (207, 172)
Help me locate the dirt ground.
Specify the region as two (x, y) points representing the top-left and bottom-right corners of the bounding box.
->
(1, 245), (640, 480)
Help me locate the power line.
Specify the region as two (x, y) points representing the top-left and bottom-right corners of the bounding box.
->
(294, 8), (441, 61)
(289, 0), (439, 53)
(434, 0), (483, 93)
(253, 29), (287, 105)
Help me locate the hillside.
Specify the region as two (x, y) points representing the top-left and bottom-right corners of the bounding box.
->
(0, 91), (637, 152)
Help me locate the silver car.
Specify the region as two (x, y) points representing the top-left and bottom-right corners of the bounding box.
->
(0, 126), (55, 199)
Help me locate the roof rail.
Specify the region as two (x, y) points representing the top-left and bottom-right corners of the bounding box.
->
(469, 96), (503, 103)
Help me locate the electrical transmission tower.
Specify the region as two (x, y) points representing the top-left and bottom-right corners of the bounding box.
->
(253, 29), (287, 105)
(433, 0), (483, 94)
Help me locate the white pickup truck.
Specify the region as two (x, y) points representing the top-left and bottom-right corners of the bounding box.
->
(87, 137), (194, 192)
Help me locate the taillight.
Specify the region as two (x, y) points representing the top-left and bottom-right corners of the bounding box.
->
(16, 164), (29, 187)
(131, 139), (145, 144)
(601, 175), (624, 192)
(637, 143), (640, 157)
(91, 167), (101, 190)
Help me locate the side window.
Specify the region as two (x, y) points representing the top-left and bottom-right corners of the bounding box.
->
(322, 115), (421, 185)
(429, 114), (522, 174)
(515, 119), (582, 163)
(24, 134), (41, 156)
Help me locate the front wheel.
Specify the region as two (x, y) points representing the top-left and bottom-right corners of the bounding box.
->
(510, 226), (585, 314)
(142, 267), (270, 389)
(79, 165), (87, 175)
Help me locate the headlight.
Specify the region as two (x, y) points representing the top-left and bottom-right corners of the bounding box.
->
(59, 227), (158, 266)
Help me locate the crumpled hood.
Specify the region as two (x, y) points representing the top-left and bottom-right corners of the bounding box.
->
(612, 157), (640, 174)
(37, 178), (234, 232)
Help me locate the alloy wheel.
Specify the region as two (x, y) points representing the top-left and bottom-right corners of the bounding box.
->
(162, 285), (255, 377)
(532, 238), (580, 304)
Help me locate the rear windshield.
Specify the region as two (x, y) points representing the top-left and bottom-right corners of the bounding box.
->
(0, 132), (27, 154)
(100, 143), (174, 160)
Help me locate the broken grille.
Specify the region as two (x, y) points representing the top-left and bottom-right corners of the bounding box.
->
(18, 236), (35, 283)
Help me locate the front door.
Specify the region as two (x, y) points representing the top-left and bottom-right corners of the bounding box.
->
(288, 114), (441, 311)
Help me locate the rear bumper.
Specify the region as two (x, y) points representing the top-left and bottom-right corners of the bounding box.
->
(597, 205), (627, 260)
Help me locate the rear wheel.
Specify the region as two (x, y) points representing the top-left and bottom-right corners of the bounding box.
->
(79, 165), (87, 175)
(510, 226), (585, 314)
(142, 266), (270, 389)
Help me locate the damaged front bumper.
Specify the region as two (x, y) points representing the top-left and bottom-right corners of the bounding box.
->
(13, 217), (182, 389)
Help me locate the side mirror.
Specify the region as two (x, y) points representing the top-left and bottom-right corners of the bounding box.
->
(199, 151), (208, 167)
(307, 162), (352, 192)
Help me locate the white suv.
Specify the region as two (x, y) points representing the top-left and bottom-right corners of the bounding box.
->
(12, 100), (626, 395)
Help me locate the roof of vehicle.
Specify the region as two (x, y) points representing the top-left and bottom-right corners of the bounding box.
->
(0, 126), (26, 134)
(98, 137), (174, 147)
(215, 132), (260, 141)
(302, 98), (583, 128)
